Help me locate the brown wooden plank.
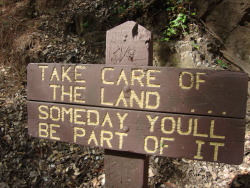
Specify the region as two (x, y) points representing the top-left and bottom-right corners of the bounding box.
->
(104, 149), (149, 188)
(27, 63), (248, 119)
(27, 101), (246, 165)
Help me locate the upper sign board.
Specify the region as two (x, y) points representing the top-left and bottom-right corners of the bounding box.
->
(27, 63), (248, 118)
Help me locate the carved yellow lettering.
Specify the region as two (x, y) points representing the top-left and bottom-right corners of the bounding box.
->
(38, 105), (49, 120)
(38, 123), (49, 138)
(74, 127), (85, 142)
(117, 113), (128, 129)
(102, 68), (114, 85)
(115, 132), (128, 149)
(38, 65), (48, 81)
(177, 118), (192, 135)
(115, 90), (128, 107)
(146, 115), (158, 132)
(49, 106), (61, 121)
(101, 88), (114, 106)
(50, 67), (60, 81)
(146, 70), (161, 87)
(39, 123), (60, 140)
(196, 72), (206, 90)
(161, 117), (176, 134)
(210, 142), (225, 161)
(145, 91), (160, 109)
(179, 71), (194, 89)
(210, 120), (225, 139)
(88, 130), (99, 146)
(87, 110), (99, 126)
(131, 69), (144, 86)
(100, 130), (113, 148)
(61, 107), (73, 123)
(193, 119), (208, 138)
(73, 86), (85, 103)
(74, 108), (86, 125)
(101, 113), (113, 127)
(62, 66), (72, 82)
(117, 70), (129, 85)
(50, 124), (60, 140)
(49, 84), (60, 100)
(160, 137), (174, 155)
(61, 86), (73, 102)
(194, 140), (205, 160)
(130, 90), (144, 109)
(144, 136), (158, 154)
(75, 65), (86, 83)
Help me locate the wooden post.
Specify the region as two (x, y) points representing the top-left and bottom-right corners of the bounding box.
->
(104, 21), (152, 187)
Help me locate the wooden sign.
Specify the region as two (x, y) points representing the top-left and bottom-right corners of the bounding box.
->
(28, 101), (245, 164)
(27, 64), (248, 165)
(27, 21), (248, 169)
(27, 63), (248, 118)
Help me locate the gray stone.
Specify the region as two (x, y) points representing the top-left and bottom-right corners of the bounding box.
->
(225, 26), (250, 62)
(205, 0), (249, 39)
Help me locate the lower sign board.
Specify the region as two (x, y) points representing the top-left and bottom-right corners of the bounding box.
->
(28, 101), (246, 165)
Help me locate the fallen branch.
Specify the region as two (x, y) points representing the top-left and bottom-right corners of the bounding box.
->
(220, 50), (250, 78)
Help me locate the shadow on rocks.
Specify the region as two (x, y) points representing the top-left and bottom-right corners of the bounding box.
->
(230, 173), (250, 188)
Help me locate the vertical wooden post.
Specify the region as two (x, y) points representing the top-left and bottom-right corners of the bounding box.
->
(104, 21), (153, 188)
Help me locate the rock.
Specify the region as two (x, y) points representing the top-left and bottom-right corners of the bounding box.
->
(178, 51), (195, 68)
(205, 0), (249, 39)
(153, 42), (173, 66)
(192, 0), (222, 18)
(225, 26), (250, 62)
(149, 167), (155, 177)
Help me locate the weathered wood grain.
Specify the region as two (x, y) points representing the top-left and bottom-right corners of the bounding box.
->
(106, 21), (153, 66)
(104, 150), (149, 188)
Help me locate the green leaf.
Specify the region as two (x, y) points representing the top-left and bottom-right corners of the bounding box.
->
(182, 24), (187, 29)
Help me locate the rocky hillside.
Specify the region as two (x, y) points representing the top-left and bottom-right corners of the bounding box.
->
(0, 0), (249, 187)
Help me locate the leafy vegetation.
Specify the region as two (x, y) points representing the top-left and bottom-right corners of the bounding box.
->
(215, 59), (229, 69)
(191, 41), (199, 50)
(81, 21), (89, 28)
(162, 0), (195, 41)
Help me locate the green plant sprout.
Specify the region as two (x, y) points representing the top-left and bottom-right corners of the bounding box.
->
(216, 59), (228, 69)
(192, 42), (199, 50)
(81, 21), (89, 28)
(163, 13), (188, 41)
(117, 5), (127, 14)
(162, 0), (196, 41)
